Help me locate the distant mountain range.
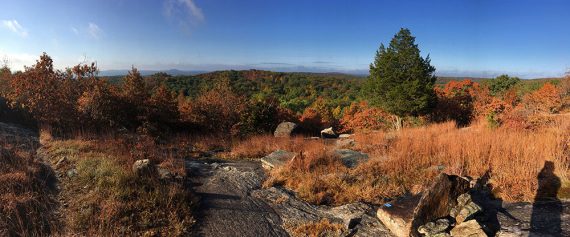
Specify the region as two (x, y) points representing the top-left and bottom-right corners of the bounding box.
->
(98, 68), (562, 81)
(98, 69), (208, 77)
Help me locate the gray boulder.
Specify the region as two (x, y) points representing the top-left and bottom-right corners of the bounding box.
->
(274, 122), (298, 137)
(334, 149), (368, 168)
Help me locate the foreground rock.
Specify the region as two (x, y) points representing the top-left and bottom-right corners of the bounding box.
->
(274, 122), (298, 137)
(260, 150), (296, 169)
(253, 187), (392, 236)
(410, 174), (471, 236)
(378, 172), (570, 236)
(377, 195), (419, 237)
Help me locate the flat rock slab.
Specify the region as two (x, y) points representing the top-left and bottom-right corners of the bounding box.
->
(261, 150), (296, 169)
(254, 187), (393, 236)
(186, 159), (288, 237)
(477, 199), (570, 236)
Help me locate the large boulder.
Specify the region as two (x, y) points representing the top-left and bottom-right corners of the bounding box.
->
(410, 173), (470, 236)
(320, 127), (338, 138)
(260, 150), (296, 169)
(274, 122), (298, 137)
(377, 195), (420, 237)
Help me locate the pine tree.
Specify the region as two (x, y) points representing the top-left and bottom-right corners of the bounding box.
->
(366, 28), (437, 129)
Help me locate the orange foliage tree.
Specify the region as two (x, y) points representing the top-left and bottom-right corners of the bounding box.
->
(523, 82), (562, 114)
(339, 101), (392, 132)
(6, 53), (80, 131)
(182, 81), (246, 134)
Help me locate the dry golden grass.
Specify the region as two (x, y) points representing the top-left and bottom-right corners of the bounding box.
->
(229, 135), (326, 159)
(263, 119), (570, 205)
(41, 138), (197, 236)
(292, 219), (344, 237)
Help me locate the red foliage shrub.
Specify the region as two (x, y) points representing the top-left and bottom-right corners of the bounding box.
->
(432, 80), (479, 126)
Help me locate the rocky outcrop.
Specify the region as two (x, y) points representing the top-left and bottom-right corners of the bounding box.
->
(450, 193), (482, 224)
(187, 158), (392, 237)
(260, 150), (296, 169)
(253, 187), (392, 236)
(410, 174), (471, 236)
(274, 122), (298, 137)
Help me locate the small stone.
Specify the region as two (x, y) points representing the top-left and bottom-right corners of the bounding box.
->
(66, 168), (78, 178)
(450, 220), (486, 237)
(132, 159), (152, 176)
(211, 162), (220, 169)
(157, 168), (173, 179)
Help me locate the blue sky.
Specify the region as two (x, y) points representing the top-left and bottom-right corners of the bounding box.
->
(1, 0), (569, 78)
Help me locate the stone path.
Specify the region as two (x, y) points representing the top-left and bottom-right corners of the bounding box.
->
(186, 159), (289, 237)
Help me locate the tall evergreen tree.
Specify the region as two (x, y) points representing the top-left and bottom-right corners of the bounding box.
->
(366, 28), (437, 129)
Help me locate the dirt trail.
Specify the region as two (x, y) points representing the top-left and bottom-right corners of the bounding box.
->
(186, 159), (288, 237)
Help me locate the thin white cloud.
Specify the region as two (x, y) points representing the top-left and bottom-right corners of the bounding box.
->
(164, 0), (205, 26)
(2, 20), (28, 38)
(180, 0), (204, 21)
(71, 27), (79, 35)
(87, 22), (102, 39)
